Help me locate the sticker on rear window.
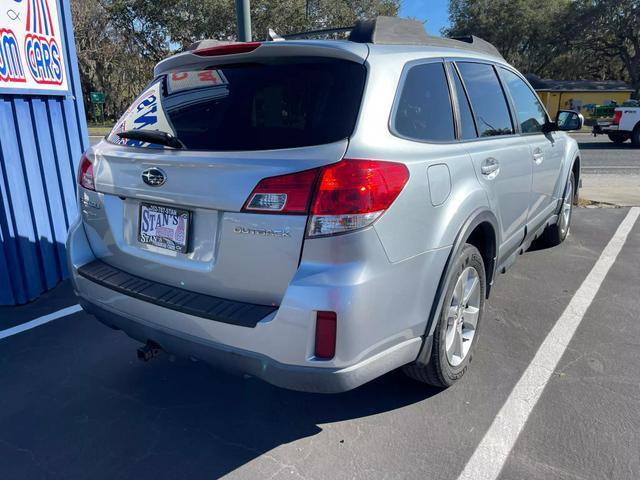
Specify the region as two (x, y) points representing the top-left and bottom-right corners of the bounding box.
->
(167, 70), (227, 95)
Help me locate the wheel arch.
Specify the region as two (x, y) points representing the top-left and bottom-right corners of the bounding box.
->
(571, 155), (581, 204)
(412, 208), (499, 367)
(632, 121), (640, 146)
(561, 134), (581, 203)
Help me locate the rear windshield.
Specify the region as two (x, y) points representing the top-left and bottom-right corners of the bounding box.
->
(108, 58), (366, 151)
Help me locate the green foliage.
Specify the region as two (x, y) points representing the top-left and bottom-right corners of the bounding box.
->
(447, 0), (570, 73)
(71, 0), (399, 118)
(447, 0), (639, 96)
(572, 0), (639, 94)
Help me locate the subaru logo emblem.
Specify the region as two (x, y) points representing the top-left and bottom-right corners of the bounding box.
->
(142, 167), (166, 187)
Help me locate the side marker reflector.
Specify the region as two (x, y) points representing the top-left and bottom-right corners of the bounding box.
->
(315, 311), (337, 360)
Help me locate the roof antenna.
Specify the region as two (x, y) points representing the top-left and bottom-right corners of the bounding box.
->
(267, 28), (285, 41)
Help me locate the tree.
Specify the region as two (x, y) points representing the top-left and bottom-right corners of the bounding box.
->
(573, 0), (640, 96)
(71, 0), (164, 118)
(446, 0), (572, 75)
(71, 0), (400, 118)
(445, 0), (638, 95)
(113, 0), (400, 50)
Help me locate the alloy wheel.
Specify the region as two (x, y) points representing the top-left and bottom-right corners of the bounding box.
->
(445, 266), (481, 367)
(560, 176), (573, 237)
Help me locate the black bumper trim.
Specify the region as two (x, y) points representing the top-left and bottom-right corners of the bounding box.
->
(77, 260), (276, 328)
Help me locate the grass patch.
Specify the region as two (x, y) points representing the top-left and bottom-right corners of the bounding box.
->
(578, 197), (620, 208)
(88, 125), (113, 137)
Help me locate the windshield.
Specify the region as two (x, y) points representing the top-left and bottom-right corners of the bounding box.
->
(107, 58), (366, 151)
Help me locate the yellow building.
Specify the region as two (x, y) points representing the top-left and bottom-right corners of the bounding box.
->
(525, 75), (634, 118)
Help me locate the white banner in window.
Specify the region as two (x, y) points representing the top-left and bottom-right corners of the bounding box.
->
(109, 81), (175, 148)
(0, 0), (68, 94)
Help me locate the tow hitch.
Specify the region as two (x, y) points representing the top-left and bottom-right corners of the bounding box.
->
(137, 341), (163, 362)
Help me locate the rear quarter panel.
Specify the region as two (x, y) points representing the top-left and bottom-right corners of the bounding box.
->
(346, 48), (494, 263)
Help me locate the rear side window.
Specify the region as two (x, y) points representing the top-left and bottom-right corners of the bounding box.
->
(500, 68), (547, 134)
(108, 58), (366, 151)
(449, 65), (477, 140)
(393, 62), (455, 142)
(456, 62), (514, 137)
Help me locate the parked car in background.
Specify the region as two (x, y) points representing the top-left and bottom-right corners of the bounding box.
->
(68, 16), (582, 392)
(593, 106), (640, 145)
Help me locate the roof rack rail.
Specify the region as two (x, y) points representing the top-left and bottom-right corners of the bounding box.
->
(265, 16), (504, 59)
(280, 26), (353, 40)
(448, 35), (505, 59)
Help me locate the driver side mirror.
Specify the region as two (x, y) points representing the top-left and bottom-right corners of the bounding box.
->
(555, 110), (584, 131)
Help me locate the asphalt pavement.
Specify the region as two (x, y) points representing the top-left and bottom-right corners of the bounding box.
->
(575, 132), (640, 175)
(569, 133), (640, 206)
(1, 207), (638, 480)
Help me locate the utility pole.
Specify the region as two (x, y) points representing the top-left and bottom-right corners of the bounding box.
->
(235, 0), (252, 42)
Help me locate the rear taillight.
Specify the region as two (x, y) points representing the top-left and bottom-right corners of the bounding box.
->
(242, 168), (320, 214)
(315, 311), (337, 359)
(308, 159), (409, 237)
(242, 159), (409, 236)
(612, 110), (622, 125)
(78, 153), (95, 191)
(193, 42), (261, 57)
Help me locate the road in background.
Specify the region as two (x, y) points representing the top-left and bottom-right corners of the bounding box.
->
(573, 133), (640, 175)
(571, 133), (640, 206)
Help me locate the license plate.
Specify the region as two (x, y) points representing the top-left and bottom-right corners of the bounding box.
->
(139, 203), (191, 253)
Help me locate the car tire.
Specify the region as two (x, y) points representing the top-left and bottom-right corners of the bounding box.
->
(404, 243), (486, 388)
(541, 171), (575, 247)
(608, 133), (629, 144)
(632, 124), (640, 147)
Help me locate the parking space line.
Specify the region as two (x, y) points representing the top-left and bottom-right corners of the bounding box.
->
(582, 166), (640, 169)
(0, 305), (82, 341)
(458, 207), (640, 480)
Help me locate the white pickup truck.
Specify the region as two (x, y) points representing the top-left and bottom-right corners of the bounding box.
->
(593, 107), (640, 146)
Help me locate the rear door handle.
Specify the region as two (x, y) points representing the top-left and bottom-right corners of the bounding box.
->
(480, 157), (500, 179)
(533, 147), (544, 165)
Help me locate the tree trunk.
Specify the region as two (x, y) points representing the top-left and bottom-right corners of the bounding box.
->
(631, 55), (640, 100)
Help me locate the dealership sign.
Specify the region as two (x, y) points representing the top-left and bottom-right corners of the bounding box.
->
(0, 0), (68, 94)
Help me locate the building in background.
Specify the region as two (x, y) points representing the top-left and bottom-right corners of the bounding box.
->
(0, 0), (88, 306)
(526, 74), (634, 118)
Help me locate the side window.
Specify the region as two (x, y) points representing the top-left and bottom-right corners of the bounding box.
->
(456, 62), (514, 137)
(500, 68), (548, 134)
(394, 62), (455, 142)
(449, 64), (478, 140)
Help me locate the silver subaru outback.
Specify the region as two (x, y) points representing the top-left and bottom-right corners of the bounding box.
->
(68, 17), (582, 393)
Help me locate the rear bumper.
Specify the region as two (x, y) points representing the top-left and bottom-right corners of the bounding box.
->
(67, 217), (449, 393)
(593, 124), (624, 135)
(79, 298), (421, 393)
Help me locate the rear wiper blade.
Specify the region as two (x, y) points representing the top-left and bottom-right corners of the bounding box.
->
(116, 130), (185, 149)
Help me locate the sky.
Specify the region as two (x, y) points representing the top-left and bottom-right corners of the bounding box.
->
(399, 0), (451, 36)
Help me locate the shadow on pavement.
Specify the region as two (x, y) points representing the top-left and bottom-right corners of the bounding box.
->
(575, 140), (636, 150)
(527, 235), (556, 253)
(0, 316), (441, 479)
